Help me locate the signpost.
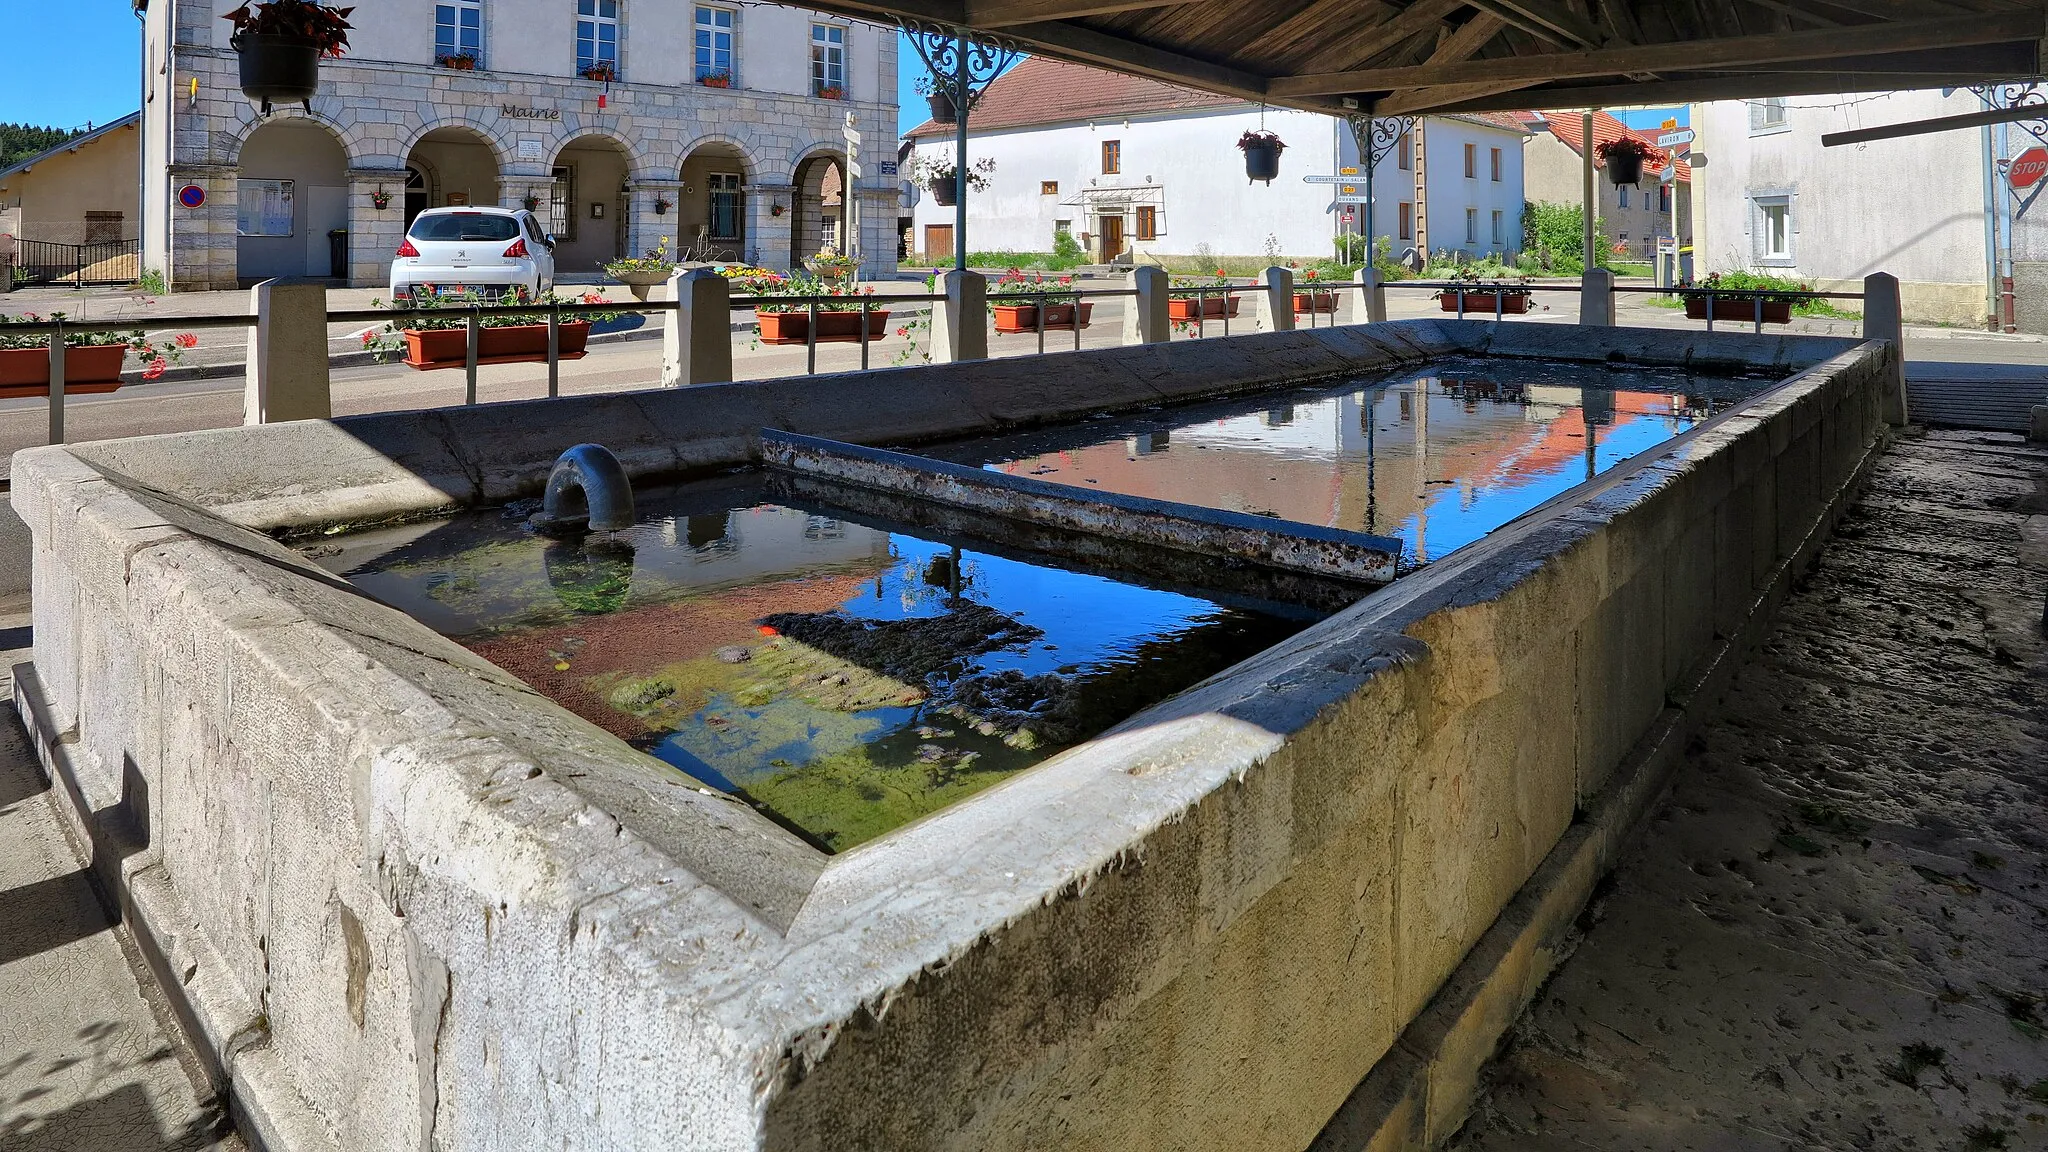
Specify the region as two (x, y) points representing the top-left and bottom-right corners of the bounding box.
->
(2009, 145), (2048, 188)
(1656, 128), (1695, 148)
(842, 112), (862, 261)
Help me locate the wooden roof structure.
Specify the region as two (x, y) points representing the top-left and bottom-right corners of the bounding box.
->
(819, 0), (2048, 117)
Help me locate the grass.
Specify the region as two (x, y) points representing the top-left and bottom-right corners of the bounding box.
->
(1611, 261), (1654, 277)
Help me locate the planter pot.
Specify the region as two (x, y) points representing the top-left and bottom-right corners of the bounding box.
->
(755, 309), (892, 345)
(0, 344), (127, 398)
(653, 203), (670, 215)
(1167, 295), (1241, 321)
(993, 301), (1093, 333)
(1684, 298), (1792, 324)
(1242, 142), (1282, 184)
(610, 268), (671, 301)
(1293, 290), (1338, 314)
(1604, 153), (1644, 186)
(804, 260), (856, 282)
(233, 33), (321, 113)
(400, 321), (591, 370)
(929, 179), (958, 207)
(700, 76), (731, 88)
(928, 91), (957, 124)
(1437, 292), (1530, 314)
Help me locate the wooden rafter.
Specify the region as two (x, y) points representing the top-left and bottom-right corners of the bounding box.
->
(964, 0), (1190, 28)
(1465, 0), (1608, 47)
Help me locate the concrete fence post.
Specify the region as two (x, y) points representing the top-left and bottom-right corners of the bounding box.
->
(928, 269), (987, 364)
(245, 279), (331, 424)
(1345, 266), (1388, 325)
(1579, 267), (1615, 327)
(660, 267), (732, 387)
(1256, 265), (1296, 333)
(1861, 271), (1910, 426)
(1123, 265), (1169, 345)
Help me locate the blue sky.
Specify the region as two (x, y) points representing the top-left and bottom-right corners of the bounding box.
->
(4, 8), (1680, 142)
(1616, 106), (1689, 130)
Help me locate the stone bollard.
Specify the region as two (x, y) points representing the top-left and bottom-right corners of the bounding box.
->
(1255, 265), (1296, 333)
(660, 267), (733, 387)
(927, 269), (987, 364)
(1862, 271), (1910, 426)
(245, 279), (331, 424)
(1344, 266), (1388, 325)
(1123, 265), (1169, 345)
(1578, 267), (1615, 326)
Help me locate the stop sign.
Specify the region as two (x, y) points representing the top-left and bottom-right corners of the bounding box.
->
(2010, 146), (2048, 189)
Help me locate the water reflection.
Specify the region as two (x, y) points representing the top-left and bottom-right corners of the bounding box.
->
(932, 358), (1752, 565)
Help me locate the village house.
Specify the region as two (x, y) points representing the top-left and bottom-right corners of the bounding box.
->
(137, 0), (900, 290)
(902, 57), (1528, 266)
(1520, 109), (1690, 261)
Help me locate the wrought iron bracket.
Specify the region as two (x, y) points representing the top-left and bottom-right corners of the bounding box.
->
(1345, 114), (1416, 171)
(898, 20), (1020, 106)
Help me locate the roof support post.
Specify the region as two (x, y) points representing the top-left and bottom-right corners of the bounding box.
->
(1123, 265), (1169, 344)
(1257, 266), (1296, 332)
(1582, 110), (1597, 272)
(1862, 271), (1909, 426)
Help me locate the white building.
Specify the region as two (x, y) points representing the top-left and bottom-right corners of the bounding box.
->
(903, 58), (1528, 265)
(139, 0), (900, 290)
(1692, 89), (2026, 328)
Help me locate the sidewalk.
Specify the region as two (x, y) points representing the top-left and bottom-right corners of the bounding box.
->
(1454, 428), (2048, 1149)
(0, 613), (240, 1151)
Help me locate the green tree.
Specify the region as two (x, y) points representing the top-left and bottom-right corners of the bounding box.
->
(1519, 201), (1611, 275)
(0, 123), (85, 169)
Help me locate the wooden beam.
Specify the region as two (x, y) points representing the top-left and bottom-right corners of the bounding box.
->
(1741, 0), (1839, 26)
(1430, 11), (1509, 62)
(1592, 0), (1644, 45)
(965, 0), (1189, 28)
(1419, 68), (2032, 112)
(1376, 80), (1541, 114)
(1284, 0), (1468, 75)
(1821, 100), (2048, 145)
(999, 19), (1275, 101)
(1465, 0), (1607, 48)
(1266, 10), (2043, 96)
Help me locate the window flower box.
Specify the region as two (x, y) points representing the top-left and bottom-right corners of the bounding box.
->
(1167, 295), (1240, 321)
(436, 51), (479, 70)
(815, 84), (845, 100)
(1293, 290), (1338, 314)
(580, 61), (620, 82)
(1683, 298), (1791, 324)
(756, 309), (890, 345)
(993, 301), (1092, 333)
(698, 70), (733, 88)
(1436, 292), (1529, 314)
(0, 345), (128, 398)
(400, 321), (591, 370)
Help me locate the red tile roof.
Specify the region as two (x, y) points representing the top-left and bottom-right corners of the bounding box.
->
(1525, 109), (1690, 182)
(904, 57), (1238, 139)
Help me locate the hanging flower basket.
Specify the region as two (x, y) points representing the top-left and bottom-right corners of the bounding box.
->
(928, 90), (957, 124)
(222, 1), (353, 112)
(1238, 129), (1285, 185)
(1595, 137), (1655, 187)
(929, 178), (957, 207)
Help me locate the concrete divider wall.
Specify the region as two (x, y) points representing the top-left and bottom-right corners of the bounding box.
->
(7, 321), (1891, 1152)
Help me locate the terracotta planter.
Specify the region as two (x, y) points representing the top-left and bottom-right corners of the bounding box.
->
(1167, 295), (1241, 321)
(755, 309), (891, 345)
(993, 301), (1093, 333)
(1437, 292), (1530, 314)
(700, 76), (731, 88)
(1684, 298), (1791, 324)
(1293, 290), (1338, 314)
(0, 344), (127, 398)
(233, 33), (321, 112)
(400, 321), (591, 370)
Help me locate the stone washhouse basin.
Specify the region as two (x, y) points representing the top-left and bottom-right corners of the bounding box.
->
(10, 319), (1899, 1151)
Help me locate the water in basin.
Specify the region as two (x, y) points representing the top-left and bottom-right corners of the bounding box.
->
(321, 474), (1315, 853)
(927, 355), (1771, 564)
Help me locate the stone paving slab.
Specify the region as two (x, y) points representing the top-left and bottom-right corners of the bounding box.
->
(0, 618), (239, 1152)
(1453, 429), (2048, 1151)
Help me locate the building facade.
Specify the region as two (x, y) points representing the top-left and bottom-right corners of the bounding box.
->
(1520, 110), (1690, 260)
(140, 0), (899, 290)
(902, 59), (1527, 265)
(0, 116), (142, 249)
(1690, 89), (2025, 329)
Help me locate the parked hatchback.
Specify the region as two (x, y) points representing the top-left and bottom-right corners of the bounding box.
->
(390, 207), (556, 304)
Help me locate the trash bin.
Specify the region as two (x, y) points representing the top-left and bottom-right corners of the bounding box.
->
(328, 229), (348, 279)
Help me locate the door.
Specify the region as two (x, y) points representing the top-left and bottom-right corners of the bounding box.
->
(305, 184), (348, 278)
(923, 224), (952, 263)
(1099, 214), (1124, 262)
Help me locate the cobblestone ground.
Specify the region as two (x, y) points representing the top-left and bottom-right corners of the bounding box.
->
(1455, 429), (2048, 1151)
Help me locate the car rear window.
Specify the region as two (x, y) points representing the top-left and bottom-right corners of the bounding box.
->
(409, 213), (521, 242)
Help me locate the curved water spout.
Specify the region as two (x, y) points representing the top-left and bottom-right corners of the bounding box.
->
(535, 443), (636, 534)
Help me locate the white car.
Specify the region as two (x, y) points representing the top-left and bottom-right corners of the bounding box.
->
(390, 206), (556, 304)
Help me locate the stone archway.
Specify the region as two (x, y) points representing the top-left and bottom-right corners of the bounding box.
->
(791, 151), (845, 268)
(405, 126), (503, 228)
(549, 134), (633, 273)
(235, 118), (350, 283)
(680, 140), (750, 264)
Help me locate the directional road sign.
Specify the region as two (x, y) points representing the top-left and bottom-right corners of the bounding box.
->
(1333, 193), (1371, 204)
(1656, 129), (1695, 148)
(2010, 146), (2048, 190)
(1303, 174), (1361, 183)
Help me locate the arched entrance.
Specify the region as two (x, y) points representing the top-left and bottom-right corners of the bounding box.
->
(405, 126), (502, 229)
(791, 152), (845, 267)
(680, 142), (748, 264)
(235, 118), (349, 283)
(549, 135), (632, 273)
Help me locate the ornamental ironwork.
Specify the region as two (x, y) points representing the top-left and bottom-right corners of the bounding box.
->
(899, 20), (1020, 105)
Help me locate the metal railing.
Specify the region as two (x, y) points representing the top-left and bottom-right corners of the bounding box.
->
(10, 238), (142, 287)
(1614, 284), (1863, 335)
